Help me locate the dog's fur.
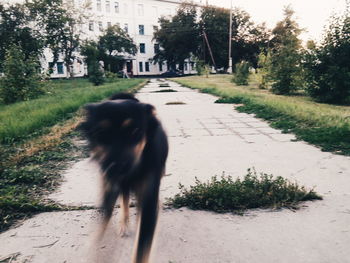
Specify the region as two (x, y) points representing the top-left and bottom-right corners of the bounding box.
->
(80, 93), (168, 263)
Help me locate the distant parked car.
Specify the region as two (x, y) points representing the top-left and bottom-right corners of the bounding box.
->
(160, 69), (183, 78)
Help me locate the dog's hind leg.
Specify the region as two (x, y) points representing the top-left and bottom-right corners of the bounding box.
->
(119, 190), (130, 237)
(134, 177), (160, 263)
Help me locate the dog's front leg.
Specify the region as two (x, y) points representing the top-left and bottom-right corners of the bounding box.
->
(98, 179), (120, 238)
(119, 190), (130, 237)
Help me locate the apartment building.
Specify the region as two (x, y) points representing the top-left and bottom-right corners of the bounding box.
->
(47, 0), (203, 77)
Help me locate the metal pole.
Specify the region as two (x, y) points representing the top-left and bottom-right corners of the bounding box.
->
(227, 0), (233, 73)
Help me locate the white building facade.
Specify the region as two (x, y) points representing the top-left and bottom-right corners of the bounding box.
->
(47, 0), (203, 78)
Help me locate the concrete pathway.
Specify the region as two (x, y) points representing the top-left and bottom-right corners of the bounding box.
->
(1, 79), (350, 263)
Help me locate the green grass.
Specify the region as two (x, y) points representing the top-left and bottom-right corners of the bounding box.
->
(173, 75), (350, 155)
(167, 169), (322, 213)
(0, 78), (145, 232)
(0, 78), (145, 144)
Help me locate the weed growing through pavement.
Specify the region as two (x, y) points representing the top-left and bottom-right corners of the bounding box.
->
(166, 169), (322, 213)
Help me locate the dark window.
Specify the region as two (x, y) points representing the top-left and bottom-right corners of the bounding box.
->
(184, 62), (188, 71)
(57, 62), (64, 74)
(139, 62), (143, 72)
(98, 21), (103, 31)
(154, 44), (159, 54)
(145, 62), (150, 72)
(159, 62), (163, 72)
(139, 43), (145, 53)
(114, 2), (119, 13)
(124, 23), (128, 33)
(153, 25), (158, 32)
(139, 25), (144, 35)
(89, 21), (94, 31)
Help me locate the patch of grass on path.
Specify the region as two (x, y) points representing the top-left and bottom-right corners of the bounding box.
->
(0, 78), (145, 232)
(167, 169), (322, 213)
(173, 75), (350, 155)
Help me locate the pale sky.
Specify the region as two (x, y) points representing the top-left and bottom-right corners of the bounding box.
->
(207, 0), (347, 42)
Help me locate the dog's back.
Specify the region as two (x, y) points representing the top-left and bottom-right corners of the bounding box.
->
(80, 93), (168, 263)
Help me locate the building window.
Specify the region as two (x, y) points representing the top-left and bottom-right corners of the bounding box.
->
(153, 25), (158, 32)
(159, 62), (163, 72)
(139, 62), (143, 72)
(124, 23), (128, 33)
(98, 21), (103, 31)
(106, 0), (110, 12)
(145, 62), (150, 72)
(57, 62), (64, 74)
(89, 21), (94, 31)
(139, 43), (145, 53)
(154, 44), (159, 54)
(114, 2), (119, 13)
(137, 4), (144, 16)
(107, 22), (111, 28)
(184, 62), (188, 71)
(97, 0), (101, 11)
(139, 25), (144, 35)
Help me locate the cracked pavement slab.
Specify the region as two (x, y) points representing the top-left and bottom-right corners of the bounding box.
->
(1, 79), (349, 263)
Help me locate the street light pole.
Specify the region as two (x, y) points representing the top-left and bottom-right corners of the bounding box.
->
(227, 0), (233, 73)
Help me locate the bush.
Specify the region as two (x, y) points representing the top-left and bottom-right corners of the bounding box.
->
(88, 61), (105, 86)
(0, 45), (44, 104)
(105, 71), (120, 82)
(167, 169), (322, 213)
(195, 60), (209, 76)
(232, 61), (250, 85)
(303, 15), (350, 104)
(257, 51), (272, 89)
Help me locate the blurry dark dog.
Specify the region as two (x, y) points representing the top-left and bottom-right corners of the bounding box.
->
(80, 93), (168, 263)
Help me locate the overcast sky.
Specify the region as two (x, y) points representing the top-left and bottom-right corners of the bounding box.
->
(206, 0), (347, 42)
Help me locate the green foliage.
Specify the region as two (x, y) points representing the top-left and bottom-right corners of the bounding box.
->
(98, 25), (137, 72)
(233, 61), (250, 85)
(0, 45), (44, 104)
(303, 13), (350, 104)
(270, 6), (303, 94)
(0, 3), (43, 72)
(257, 50), (272, 89)
(153, 3), (200, 70)
(88, 61), (105, 86)
(167, 169), (322, 212)
(27, 0), (87, 77)
(201, 6), (270, 69)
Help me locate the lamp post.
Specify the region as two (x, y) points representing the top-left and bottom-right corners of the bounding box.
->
(227, 0), (233, 73)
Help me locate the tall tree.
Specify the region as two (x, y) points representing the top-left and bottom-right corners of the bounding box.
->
(153, 3), (200, 71)
(303, 10), (350, 104)
(269, 6), (303, 94)
(98, 25), (137, 72)
(0, 3), (43, 71)
(27, 0), (88, 77)
(200, 6), (270, 70)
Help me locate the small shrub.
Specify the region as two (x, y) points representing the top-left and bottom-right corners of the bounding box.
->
(0, 45), (44, 104)
(88, 61), (105, 86)
(105, 71), (119, 83)
(167, 169), (322, 213)
(232, 61), (250, 86)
